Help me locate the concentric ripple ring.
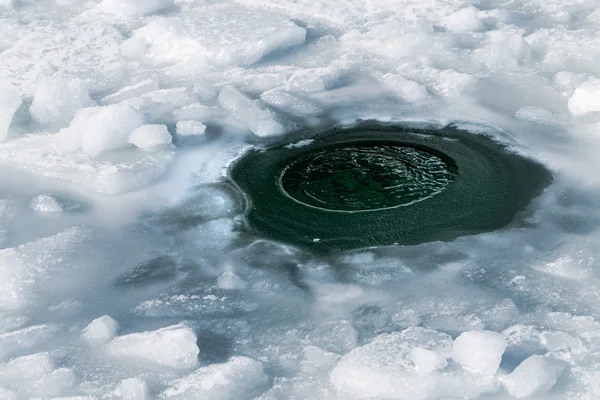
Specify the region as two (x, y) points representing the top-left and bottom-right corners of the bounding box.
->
(280, 144), (455, 212)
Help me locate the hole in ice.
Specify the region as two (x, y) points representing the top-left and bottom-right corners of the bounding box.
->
(230, 122), (552, 252)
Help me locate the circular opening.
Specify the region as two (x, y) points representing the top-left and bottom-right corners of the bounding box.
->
(280, 143), (455, 212)
(229, 123), (552, 253)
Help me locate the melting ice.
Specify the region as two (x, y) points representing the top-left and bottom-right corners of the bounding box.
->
(1, 0), (600, 399)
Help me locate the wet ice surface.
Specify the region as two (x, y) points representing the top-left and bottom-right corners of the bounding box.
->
(1, 1), (600, 399)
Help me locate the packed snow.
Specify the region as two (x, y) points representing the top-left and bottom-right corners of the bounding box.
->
(0, 0), (600, 398)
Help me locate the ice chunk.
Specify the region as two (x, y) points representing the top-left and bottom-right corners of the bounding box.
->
(54, 104), (145, 156)
(217, 271), (247, 290)
(29, 78), (95, 126)
(330, 327), (499, 399)
(452, 330), (507, 374)
(82, 316), (119, 344)
(443, 7), (484, 32)
(410, 347), (447, 374)
(30, 195), (63, 213)
(128, 4), (305, 69)
(0, 228), (86, 310)
(162, 356), (268, 399)
(0, 324), (59, 361)
(0, 353), (54, 384)
(100, 80), (160, 105)
(502, 355), (567, 398)
(260, 90), (321, 115)
(98, 0), (173, 17)
(116, 378), (148, 400)
(380, 73), (429, 103)
(23, 368), (76, 398)
(218, 87), (286, 137)
(568, 77), (600, 116)
(175, 120), (206, 136)
(128, 124), (172, 149)
(0, 82), (21, 142)
(106, 324), (199, 368)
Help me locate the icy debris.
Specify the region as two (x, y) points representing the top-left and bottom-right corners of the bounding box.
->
(121, 88), (199, 122)
(100, 80), (160, 105)
(443, 7), (484, 32)
(29, 78), (95, 126)
(380, 73), (429, 103)
(0, 82), (21, 142)
(82, 316), (119, 344)
(54, 104), (145, 156)
(126, 4), (305, 69)
(330, 327), (500, 399)
(106, 324), (199, 368)
(0, 353), (54, 384)
(162, 356), (268, 399)
(128, 124), (172, 149)
(410, 347), (447, 374)
(260, 90), (321, 115)
(452, 330), (507, 374)
(0, 324), (59, 361)
(30, 195), (63, 213)
(475, 32), (531, 67)
(0, 228), (86, 310)
(313, 283), (363, 305)
(98, 0), (173, 17)
(176, 120), (206, 136)
(116, 378), (148, 400)
(502, 355), (567, 398)
(23, 368), (76, 398)
(306, 320), (358, 354)
(568, 77), (600, 116)
(514, 106), (557, 125)
(217, 271), (247, 290)
(218, 87), (286, 137)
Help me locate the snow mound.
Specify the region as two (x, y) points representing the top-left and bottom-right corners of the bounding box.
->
(162, 356), (268, 399)
(0, 82), (21, 142)
(54, 104), (145, 156)
(29, 78), (95, 126)
(330, 327), (500, 399)
(502, 355), (567, 398)
(128, 124), (172, 149)
(125, 4), (306, 71)
(452, 330), (507, 375)
(0, 353), (54, 384)
(218, 87), (286, 137)
(568, 77), (600, 116)
(81, 316), (119, 344)
(105, 324), (199, 368)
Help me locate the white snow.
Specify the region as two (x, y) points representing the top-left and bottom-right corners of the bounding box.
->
(568, 77), (600, 116)
(218, 86), (287, 137)
(128, 124), (172, 149)
(502, 355), (567, 398)
(452, 330), (507, 375)
(98, 0), (173, 17)
(81, 316), (119, 344)
(330, 327), (499, 399)
(29, 78), (95, 126)
(0, 82), (21, 142)
(162, 356), (268, 399)
(0, 0), (599, 398)
(175, 120), (206, 136)
(410, 347), (447, 374)
(115, 378), (149, 400)
(105, 324), (199, 368)
(54, 104), (145, 156)
(30, 195), (63, 213)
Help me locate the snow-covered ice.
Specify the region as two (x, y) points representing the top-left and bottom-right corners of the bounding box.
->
(0, 0), (599, 398)
(452, 330), (507, 375)
(502, 355), (568, 398)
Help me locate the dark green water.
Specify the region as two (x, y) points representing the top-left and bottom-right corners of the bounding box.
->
(230, 123), (552, 253)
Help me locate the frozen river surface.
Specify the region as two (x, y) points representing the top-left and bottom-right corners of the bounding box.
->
(2, 0), (600, 399)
